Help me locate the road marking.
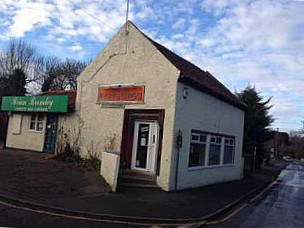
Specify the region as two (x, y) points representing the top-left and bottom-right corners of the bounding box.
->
(0, 198), (205, 226)
(0, 199), (178, 226)
(205, 179), (279, 226)
(275, 182), (304, 188)
(206, 204), (247, 225)
(250, 181), (276, 203)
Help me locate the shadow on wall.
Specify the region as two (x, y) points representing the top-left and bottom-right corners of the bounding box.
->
(0, 112), (8, 149)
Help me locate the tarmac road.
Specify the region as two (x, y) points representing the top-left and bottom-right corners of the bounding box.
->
(0, 203), (147, 228)
(0, 159), (295, 228)
(207, 161), (304, 228)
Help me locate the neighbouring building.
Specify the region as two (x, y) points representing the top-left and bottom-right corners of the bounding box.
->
(1, 21), (245, 191)
(264, 131), (289, 158)
(2, 90), (76, 153)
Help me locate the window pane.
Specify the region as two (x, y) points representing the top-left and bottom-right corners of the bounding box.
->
(191, 134), (199, 141)
(36, 122), (43, 131)
(229, 139), (234, 145)
(37, 114), (44, 121)
(30, 122), (36, 130)
(189, 144), (206, 167)
(199, 135), (207, 143)
(135, 123), (149, 169)
(216, 137), (222, 144)
(224, 146), (234, 164)
(208, 144), (221, 165)
(31, 114), (36, 121)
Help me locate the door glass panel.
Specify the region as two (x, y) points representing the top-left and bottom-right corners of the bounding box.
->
(135, 123), (150, 169)
(44, 115), (58, 153)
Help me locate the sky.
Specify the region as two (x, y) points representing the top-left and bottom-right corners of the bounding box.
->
(0, 0), (304, 133)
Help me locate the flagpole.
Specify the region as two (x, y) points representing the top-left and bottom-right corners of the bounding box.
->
(125, 0), (130, 33)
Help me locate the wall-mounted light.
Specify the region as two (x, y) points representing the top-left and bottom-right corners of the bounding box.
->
(183, 87), (188, 99)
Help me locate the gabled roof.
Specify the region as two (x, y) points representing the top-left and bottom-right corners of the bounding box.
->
(132, 22), (246, 110)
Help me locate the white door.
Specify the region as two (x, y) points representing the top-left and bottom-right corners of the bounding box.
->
(131, 121), (159, 173)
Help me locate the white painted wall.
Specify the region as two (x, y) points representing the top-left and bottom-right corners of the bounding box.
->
(75, 22), (180, 191)
(101, 151), (120, 192)
(173, 83), (245, 190)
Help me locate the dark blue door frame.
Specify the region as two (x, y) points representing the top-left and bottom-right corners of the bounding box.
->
(44, 114), (58, 153)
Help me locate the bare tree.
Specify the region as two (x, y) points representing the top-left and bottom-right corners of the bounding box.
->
(0, 39), (44, 95)
(281, 135), (304, 159)
(41, 57), (88, 92)
(0, 39), (88, 95)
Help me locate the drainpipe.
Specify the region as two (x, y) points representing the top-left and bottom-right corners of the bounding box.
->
(175, 130), (183, 191)
(175, 147), (180, 191)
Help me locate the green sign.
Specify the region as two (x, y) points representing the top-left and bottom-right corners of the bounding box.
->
(1, 95), (68, 113)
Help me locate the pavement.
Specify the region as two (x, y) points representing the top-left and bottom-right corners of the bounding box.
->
(0, 203), (142, 228)
(0, 149), (109, 201)
(0, 148), (288, 226)
(45, 170), (279, 220)
(205, 161), (304, 228)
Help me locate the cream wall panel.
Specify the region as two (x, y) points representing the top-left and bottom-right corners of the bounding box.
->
(74, 22), (180, 191)
(6, 113), (46, 152)
(11, 114), (22, 134)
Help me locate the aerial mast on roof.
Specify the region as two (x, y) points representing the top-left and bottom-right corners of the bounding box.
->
(125, 0), (130, 34)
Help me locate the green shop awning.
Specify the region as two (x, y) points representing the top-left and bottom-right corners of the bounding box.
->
(1, 95), (68, 113)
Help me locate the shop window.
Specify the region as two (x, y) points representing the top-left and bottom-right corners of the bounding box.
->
(208, 136), (222, 166)
(188, 133), (207, 167)
(223, 138), (235, 164)
(188, 131), (235, 169)
(29, 114), (44, 131)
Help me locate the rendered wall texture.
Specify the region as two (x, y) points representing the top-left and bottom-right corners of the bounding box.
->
(101, 152), (120, 192)
(173, 83), (245, 190)
(6, 113), (46, 152)
(75, 22), (180, 191)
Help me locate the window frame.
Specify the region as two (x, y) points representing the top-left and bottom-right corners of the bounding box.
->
(188, 130), (236, 171)
(223, 137), (235, 165)
(208, 135), (222, 166)
(28, 114), (45, 132)
(188, 133), (208, 168)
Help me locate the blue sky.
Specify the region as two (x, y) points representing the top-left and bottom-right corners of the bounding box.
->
(0, 0), (304, 132)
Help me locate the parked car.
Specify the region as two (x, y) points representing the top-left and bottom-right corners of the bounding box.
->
(283, 156), (292, 162)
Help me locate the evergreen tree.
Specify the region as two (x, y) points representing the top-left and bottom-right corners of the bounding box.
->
(8, 69), (27, 95)
(236, 86), (274, 168)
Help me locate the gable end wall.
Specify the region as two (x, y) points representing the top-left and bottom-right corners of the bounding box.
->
(74, 22), (180, 191)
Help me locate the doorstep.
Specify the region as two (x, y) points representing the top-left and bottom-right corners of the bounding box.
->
(118, 169), (158, 188)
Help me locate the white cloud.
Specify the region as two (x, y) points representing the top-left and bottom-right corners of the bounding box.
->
(2, 0), (127, 42)
(8, 1), (53, 37)
(70, 43), (83, 51)
(172, 18), (186, 30)
(0, 0), (304, 132)
(166, 0), (304, 132)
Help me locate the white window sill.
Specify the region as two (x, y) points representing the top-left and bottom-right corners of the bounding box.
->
(188, 164), (236, 172)
(28, 130), (44, 134)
